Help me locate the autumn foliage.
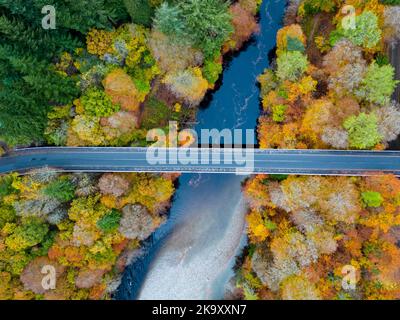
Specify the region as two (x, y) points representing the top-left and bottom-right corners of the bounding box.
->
(44, 1), (262, 148)
(237, 0), (400, 300)
(239, 174), (400, 300)
(257, 0), (400, 151)
(0, 170), (176, 300)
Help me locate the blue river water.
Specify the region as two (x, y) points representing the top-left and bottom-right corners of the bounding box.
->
(115, 0), (287, 300)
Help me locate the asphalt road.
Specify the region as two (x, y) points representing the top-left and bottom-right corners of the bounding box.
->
(1, 147), (400, 176)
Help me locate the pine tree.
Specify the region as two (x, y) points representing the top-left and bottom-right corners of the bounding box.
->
(0, 1), (129, 146)
(0, 0), (128, 34)
(124, 0), (155, 27)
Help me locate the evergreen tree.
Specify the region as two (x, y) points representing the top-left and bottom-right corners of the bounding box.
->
(154, 0), (233, 58)
(124, 0), (155, 27)
(0, 0), (128, 33)
(0, 2), (129, 146)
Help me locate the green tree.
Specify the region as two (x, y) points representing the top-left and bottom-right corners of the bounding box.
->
(203, 59), (223, 85)
(272, 104), (287, 123)
(0, 7), (79, 145)
(0, 175), (15, 199)
(81, 88), (121, 117)
(356, 62), (399, 106)
(286, 36), (305, 52)
(97, 209), (122, 233)
(0, 1), (130, 146)
(343, 113), (382, 149)
(153, 2), (185, 37)
(330, 11), (382, 49)
(154, 0), (233, 58)
(1, 0), (128, 34)
(268, 174), (289, 181)
(379, 0), (400, 5)
(5, 218), (49, 252)
(276, 51), (309, 81)
(303, 0), (337, 14)
(0, 205), (16, 229)
(361, 191), (384, 208)
(124, 0), (154, 27)
(43, 178), (75, 202)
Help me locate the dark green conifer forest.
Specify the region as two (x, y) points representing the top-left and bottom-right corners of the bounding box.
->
(0, 1), (130, 146)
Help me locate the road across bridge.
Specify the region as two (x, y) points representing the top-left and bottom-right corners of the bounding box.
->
(1, 147), (400, 176)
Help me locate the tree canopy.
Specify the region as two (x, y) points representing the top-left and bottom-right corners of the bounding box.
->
(154, 0), (233, 58)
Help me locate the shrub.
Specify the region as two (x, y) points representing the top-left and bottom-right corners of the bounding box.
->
(276, 51), (309, 82)
(343, 113), (382, 149)
(361, 191), (384, 208)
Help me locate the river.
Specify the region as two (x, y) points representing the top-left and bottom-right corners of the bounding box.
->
(115, 0), (287, 300)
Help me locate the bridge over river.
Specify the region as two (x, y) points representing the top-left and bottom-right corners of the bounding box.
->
(1, 147), (400, 176)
